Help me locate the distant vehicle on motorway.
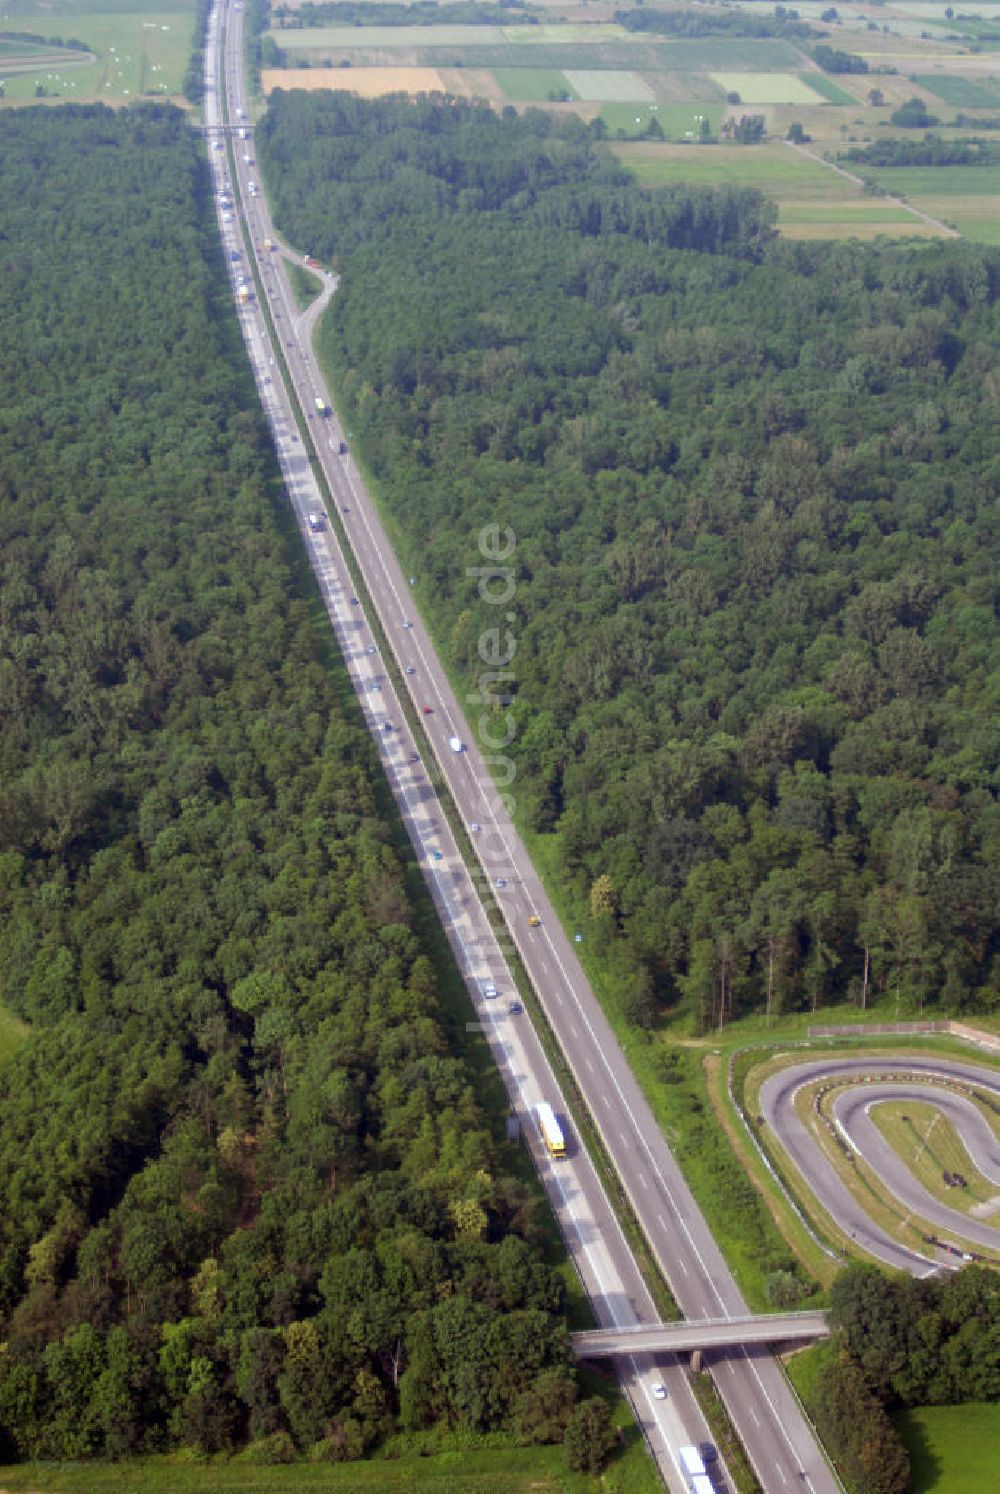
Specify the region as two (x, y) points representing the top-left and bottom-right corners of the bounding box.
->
(495, 877), (507, 889)
(508, 1000), (522, 1015)
(307, 512), (325, 532)
(338, 441), (348, 455)
(652, 1382), (667, 1401)
(449, 736), (464, 752)
(470, 822), (481, 833)
(422, 704), (433, 714)
(404, 666), (415, 676)
(699, 1443), (718, 1466)
(528, 914), (540, 927)
(482, 980), (498, 999)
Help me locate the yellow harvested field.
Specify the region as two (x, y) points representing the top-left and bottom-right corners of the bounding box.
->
(261, 66), (446, 97)
(438, 67), (503, 99)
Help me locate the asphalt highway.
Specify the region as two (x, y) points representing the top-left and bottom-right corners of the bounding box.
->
(202, 8), (726, 1490)
(205, 9), (842, 1489)
(760, 1058), (1000, 1274)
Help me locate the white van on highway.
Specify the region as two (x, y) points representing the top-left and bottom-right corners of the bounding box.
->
(449, 737), (464, 753)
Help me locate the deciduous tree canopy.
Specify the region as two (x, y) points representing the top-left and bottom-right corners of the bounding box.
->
(258, 92), (1000, 1029)
(0, 102), (568, 1460)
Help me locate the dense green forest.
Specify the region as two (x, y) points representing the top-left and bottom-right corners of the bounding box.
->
(259, 92), (999, 1027)
(615, 8), (820, 41)
(842, 136), (996, 169)
(0, 104), (574, 1462)
(798, 1264), (1000, 1494)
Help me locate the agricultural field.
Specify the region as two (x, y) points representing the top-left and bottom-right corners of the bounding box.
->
(601, 102), (725, 139)
(711, 70), (829, 104)
(491, 66), (579, 102)
(914, 72), (1000, 108)
(797, 71), (862, 105)
(0, 7), (192, 102)
(613, 141), (951, 239)
(274, 24), (512, 49)
(564, 68), (652, 102)
(262, 65), (447, 97)
(859, 163), (1000, 244)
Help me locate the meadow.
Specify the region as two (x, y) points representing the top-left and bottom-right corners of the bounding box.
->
(897, 1403), (1000, 1494)
(914, 71), (1000, 107)
(613, 141), (957, 238)
(861, 162), (1000, 243)
(491, 66), (579, 101)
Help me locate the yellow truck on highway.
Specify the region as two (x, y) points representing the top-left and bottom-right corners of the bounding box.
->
(537, 1103), (565, 1159)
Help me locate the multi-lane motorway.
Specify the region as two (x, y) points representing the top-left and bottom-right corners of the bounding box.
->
(203, 7), (841, 1489)
(761, 1058), (1000, 1275)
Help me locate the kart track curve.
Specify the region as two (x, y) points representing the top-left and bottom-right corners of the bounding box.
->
(759, 1056), (1000, 1277)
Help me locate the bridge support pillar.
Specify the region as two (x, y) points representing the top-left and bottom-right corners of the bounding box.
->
(690, 1348), (703, 1373)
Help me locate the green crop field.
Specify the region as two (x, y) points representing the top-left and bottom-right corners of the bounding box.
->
(0, 8), (192, 101)
(644, 38), (805, 71)
(914, 72), (1000, 107)
(614, 142), (951, 239)
(898, 1403), (1000, 1494)
(423, 43), (667, 70)
(492, 66), (578, 101)
(503, 24), (627, 45)
(711, 70), (828, 104)
(803, 71), (862, 105)
(564, 67), (653, 102)
(273, 24), (509, 48)
(865, 164), (1000, 197)
(616, 141), (857, 195)
(637, 71), (728, 103)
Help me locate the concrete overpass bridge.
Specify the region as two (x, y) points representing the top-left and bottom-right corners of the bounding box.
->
(571, 1310), (830, 1360)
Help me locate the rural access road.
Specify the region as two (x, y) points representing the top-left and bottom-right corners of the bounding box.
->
(783, 140), (960, 238)
(760, 1057), (1000, 1275)
(209, 7), (841, 1489)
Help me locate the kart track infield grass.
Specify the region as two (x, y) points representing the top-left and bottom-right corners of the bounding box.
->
(868, 1097), (1000, 1222)
(897, 1402), (1000, 1494)
(0, 8), (192, 102)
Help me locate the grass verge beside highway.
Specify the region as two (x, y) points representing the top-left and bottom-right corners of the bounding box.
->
(0, 1436), (661, 1494)
(897, 1402), (1000, 1494)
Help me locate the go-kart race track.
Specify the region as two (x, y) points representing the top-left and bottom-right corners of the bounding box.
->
(758, 1056), (1000, 1276)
